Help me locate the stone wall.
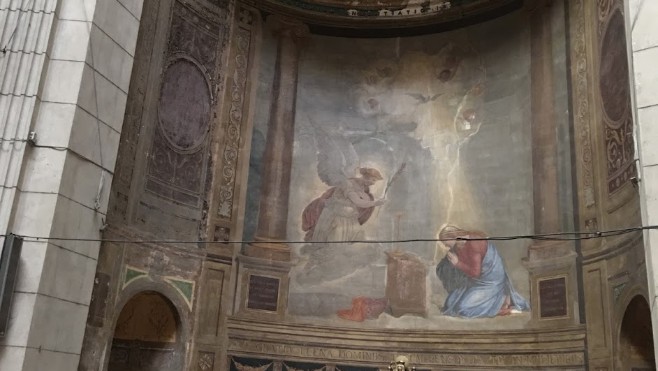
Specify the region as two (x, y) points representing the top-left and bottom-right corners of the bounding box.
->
(629, 0), (658, 365)
(0, 0), (143, 369)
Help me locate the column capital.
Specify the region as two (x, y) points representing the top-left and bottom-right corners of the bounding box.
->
(267, 14), (310, 43)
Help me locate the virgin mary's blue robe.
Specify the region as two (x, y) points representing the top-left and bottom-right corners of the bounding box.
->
(436, 241), (530, 318)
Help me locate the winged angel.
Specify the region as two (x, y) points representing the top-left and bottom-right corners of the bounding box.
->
(301, 127), (387, 243)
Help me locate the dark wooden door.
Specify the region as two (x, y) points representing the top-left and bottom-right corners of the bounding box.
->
(109, 339), (180, 371)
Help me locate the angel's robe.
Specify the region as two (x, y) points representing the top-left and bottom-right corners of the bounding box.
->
(301, 182), (375, 242)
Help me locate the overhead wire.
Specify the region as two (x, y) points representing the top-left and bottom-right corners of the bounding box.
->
(1, 225), (655, 246)
(0, 138), (68, 151)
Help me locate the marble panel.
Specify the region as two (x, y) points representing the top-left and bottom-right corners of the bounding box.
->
(648, 229), (658, 295)
(21, 348), (80, 371)
(0, 292), (37, 346)
(7, 53), (45, 97)
(18, 147), (66, 194)
(27, 294), (89, 354)
(11, 192), (57, 238)
(89, 24), (134, 92)
(25, 54), (46, 97)
(32, 102), (75, 148)
(0, 346), (26, 371)
(40, 60), (85, 104)
(628, 0), (644, 30)
(69, 105), (120, 172)
(92, 0), (140, 56)
(49, 195), (103, 259)
(50, 19), (91, 62)
(117, 0), (144, 21)
(633, 46), (658, 108)
(77, 65), (129, 133)
(38, 244), (98, 305)
(631, 0), (658, 51)
(637, 105), (658, 166)
(60, 151), (113, 212)
(14, 241), (48, 294)
(641, 165), (658, 226)
(57, 0), (96, 22)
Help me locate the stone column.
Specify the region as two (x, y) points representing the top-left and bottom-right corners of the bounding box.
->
(236, 16), (308, 320)
(524, 0), (578, 327)
(529, 0), (559, 236)
(245, 16), (309, 261)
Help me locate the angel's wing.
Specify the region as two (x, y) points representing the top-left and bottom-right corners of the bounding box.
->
(313, 123), (359, 187)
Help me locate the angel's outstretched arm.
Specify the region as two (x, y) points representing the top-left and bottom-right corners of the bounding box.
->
(345, 188), (386, 208)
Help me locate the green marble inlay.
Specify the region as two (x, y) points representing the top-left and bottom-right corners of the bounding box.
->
(169, 279), (194, 302)
(125, 268), (147, 284)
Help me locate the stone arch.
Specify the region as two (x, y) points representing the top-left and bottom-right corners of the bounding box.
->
(106, 280), (191, 371)
(616, 293), (655, 370)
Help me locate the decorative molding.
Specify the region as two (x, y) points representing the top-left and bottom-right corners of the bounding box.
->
(198, 351), (216, 370)
(123, 266), (149, 288)
(217, 19), (253, 219)
(165, 276), (196, 309)
(571, 0), (596, 208)
(239, 0), (521, 30)
(227, 338), (585, 368)
(145, 0), (223, 208)
(227, 317), (587, 369)
(597, 1), (636, 195)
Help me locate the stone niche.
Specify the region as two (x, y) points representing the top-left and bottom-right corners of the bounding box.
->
(231, 0), (592, 368)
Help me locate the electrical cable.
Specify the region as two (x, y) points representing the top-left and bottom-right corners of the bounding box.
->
(1, 225), (655, 246)
(1, 138), (68, 151)
(0, 0), (34, 55)
(85, 19), (107, 212)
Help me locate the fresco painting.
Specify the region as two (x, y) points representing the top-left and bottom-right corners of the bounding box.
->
(246, 13), (535, 329)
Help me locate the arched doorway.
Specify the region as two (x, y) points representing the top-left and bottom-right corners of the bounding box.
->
(108, 291), (183, 371)
(619, 295), (655, 370)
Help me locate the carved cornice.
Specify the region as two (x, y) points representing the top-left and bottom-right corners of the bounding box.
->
(226, 317), (587, 368)
(239, 0), (522, 31)
(581, 228), (644, 264)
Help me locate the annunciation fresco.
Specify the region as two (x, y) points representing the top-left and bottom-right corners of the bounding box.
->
(246, 12), (538, 329)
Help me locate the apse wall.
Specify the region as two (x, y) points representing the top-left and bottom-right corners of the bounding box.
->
(243, 7), (572, 331)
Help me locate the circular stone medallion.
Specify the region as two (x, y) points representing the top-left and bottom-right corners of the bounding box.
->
(599, 9), (630, 123)
(158, 59), (211, 151)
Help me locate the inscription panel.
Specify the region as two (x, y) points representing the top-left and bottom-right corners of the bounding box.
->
(538, 276), (568, 318)
(247, 275), (279, 311)
(228, 339), (585, 368)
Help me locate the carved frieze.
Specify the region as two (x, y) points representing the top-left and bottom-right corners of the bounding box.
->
(228, 339), (585, 369)
(145, 1), (223, 208)
(597, 2), (636, 194)
(217, 14), (253, 220)
(572, 0), (595, 208)
(198, 351), (216, 370)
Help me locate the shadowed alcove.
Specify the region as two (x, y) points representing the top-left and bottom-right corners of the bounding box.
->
(618, 295), (655, 370)
(108, 291), (182, 371)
